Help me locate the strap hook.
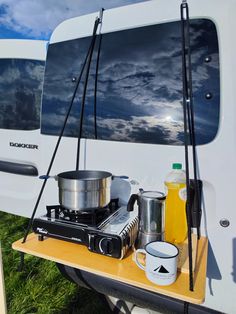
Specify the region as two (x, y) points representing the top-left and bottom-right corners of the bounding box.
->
(98, 8), (105, 24)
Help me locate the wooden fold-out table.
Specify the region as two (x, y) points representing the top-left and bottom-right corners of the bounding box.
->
(12, 233), (208, 304)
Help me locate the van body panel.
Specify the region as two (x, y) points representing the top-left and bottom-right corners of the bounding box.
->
(1, 1), (236, 313)
(0, 39), (47, 60)
(0, 40), (47, 216)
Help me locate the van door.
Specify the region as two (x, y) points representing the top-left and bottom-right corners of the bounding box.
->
(0, 40), (46, 217)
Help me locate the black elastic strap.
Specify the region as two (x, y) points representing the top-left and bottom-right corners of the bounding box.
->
(94, 9), (104, 140)
(76, 17), (101, 170)
(180, 1), (194, 292)
(17, 252), (25, 272)
(184, 5), (201, 239)
(94, 33), (103, 139)
(184, 301), (189, 314)
(22, 16), (101, 245)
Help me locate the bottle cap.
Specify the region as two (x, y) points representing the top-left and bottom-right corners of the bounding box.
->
(172, 163), (182, 169)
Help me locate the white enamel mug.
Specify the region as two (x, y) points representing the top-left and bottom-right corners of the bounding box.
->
(135, 241), (179, 286)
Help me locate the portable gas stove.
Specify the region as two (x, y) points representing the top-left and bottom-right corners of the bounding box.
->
(32, 199), (139, 259)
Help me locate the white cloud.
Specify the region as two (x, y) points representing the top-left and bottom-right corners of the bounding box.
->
(93, 114), (184, 144)
(0, 65), (20, 83)
(0, 0), (148, 38)
(25, 62), (44, 82)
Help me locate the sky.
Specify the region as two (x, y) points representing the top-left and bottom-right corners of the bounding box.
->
(0, 0), (148, 40)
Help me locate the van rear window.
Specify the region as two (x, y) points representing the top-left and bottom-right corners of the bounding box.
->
(41, 19), (219, 145)
(0, 59), (44, 130)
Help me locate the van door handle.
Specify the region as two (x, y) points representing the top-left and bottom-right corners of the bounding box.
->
(0, 160), (38, 176)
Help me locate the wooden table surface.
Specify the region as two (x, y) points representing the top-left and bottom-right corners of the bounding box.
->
(12, 234), (208, 304)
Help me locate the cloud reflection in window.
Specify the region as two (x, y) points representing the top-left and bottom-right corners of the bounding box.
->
(0, 59), (44, 130)
(42, 19), (219, 145)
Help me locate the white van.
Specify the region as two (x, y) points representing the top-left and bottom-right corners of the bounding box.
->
(0, 39), (46, 216)
(1, 0), (236, 313)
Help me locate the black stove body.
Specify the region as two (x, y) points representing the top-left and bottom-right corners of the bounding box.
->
(32, 201), (138, 259)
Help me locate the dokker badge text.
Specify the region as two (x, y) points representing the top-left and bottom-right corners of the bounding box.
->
(10, 142), (38, 149)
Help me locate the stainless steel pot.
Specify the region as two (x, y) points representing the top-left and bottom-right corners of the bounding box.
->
(57, 170), (112, 211)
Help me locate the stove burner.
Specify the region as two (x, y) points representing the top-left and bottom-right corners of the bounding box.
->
(61, 207), (110, 225)
(46, 198), (119, 226)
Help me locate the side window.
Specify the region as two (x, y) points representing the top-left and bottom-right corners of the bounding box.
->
(0, 59), (45, 130)
(42, 19), (219, 145)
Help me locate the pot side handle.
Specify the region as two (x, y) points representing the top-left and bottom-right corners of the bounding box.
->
(112, 175), (129, 180)
(39, 175), (58, 181)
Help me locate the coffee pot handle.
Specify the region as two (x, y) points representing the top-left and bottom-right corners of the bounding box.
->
(127, 194), (139, 211)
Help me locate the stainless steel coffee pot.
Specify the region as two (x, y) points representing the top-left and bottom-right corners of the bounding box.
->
(127, 189), (166, 249)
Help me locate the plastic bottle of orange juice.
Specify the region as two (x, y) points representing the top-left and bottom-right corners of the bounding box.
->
(164, 163), (187, 244)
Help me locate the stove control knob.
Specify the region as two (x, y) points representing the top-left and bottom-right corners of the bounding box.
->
(87, 233), (95, 251)
(99, 238), (113, 255)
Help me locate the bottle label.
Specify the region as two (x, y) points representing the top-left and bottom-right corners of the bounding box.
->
(179, 187), (187, 201)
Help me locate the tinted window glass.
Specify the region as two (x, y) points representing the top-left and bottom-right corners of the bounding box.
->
(42, 19), (219, 145)
(0, 59), (44, 130)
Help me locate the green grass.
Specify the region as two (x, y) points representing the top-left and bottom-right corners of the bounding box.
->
(0, 211), (111, 314)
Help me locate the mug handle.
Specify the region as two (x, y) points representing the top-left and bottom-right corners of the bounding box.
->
(135, 249), (146, 270)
